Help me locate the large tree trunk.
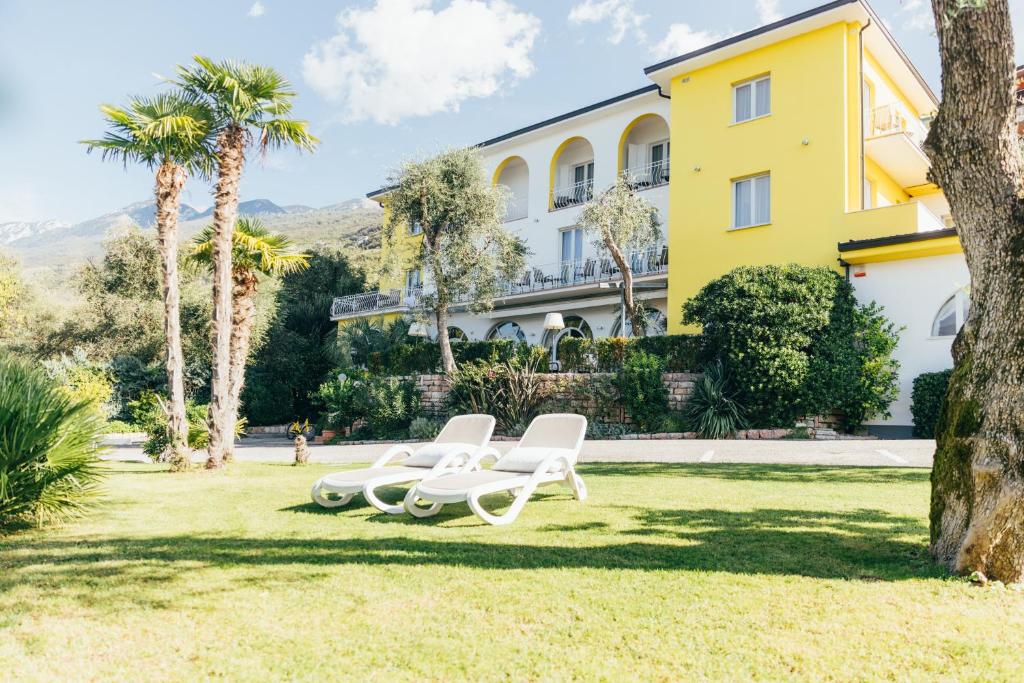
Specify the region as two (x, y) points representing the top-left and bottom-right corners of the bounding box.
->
(223, 272), (259, 463)
(430, 250), (455, 374)
(206, 126), (244, 470)
(926, 0), (1024, 582)
(606, 239), (645, 337)
(154, 160), (190, 472)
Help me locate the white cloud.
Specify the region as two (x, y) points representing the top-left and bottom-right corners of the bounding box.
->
(568, 0), (648, 45)
(650, 23), (725, 60)
(248, 2), (266, 18)
(897, 0), (933, 33)
(303, 0), (540, 125)
(755, 0), (782, 25)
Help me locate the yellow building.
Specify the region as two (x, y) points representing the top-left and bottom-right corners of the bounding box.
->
(642, 0), (951, 333)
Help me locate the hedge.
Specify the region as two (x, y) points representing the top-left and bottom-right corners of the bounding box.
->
(370, 339), (550, 376)
(911, 369), (952, 438)
(555, 335), (701, 373)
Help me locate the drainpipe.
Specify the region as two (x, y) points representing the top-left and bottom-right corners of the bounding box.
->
(858, 19), (871, 211)
(657, 85), (671, 100)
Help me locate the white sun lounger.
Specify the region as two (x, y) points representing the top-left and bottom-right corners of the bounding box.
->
(404, 413), (588, 526)
(310, 415), (496, 514)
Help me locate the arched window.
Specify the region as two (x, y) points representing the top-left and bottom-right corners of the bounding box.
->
(611, 309), (668, 337)
(494, 156), (529, 222)
(550, 137), (595, 210)
(618, 114), (670, 189)
(486, 321), (526, 342)
(542, 315), (593, 361)
(932, 290), (971, 337)
(447, 327), (468, 343)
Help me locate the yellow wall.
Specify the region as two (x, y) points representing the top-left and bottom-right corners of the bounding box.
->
(376, 199), (424, 291)
(865, 157), (911, 207)
(667, 22), (862, 332)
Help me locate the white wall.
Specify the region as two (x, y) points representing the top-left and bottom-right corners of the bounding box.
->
(850, 252), (969, 433)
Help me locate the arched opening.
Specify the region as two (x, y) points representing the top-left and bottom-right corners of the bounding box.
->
(493, 156), (529, 222)
(486, 321), (526, 342)
(618, 114), (670, 190)
(542, 315), (593, 362)
(932, 290), (971, 338)
(549, 137), (595, 210)
(611, 308), (668, 337)
(447, 326), (468, 343)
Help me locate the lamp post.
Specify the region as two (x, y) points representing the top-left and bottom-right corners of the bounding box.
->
(408, 321), (429, 338)
(543, 312), (565, 371)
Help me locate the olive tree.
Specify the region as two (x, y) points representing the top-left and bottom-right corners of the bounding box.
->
(924, 0), (1024, 582)
(383, 148), (527, 373)
(577, 177), (661, 336)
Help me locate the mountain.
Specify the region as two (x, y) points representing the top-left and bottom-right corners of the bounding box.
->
(123, 200), (202, 228)
(195, 198), (287, 219)
(0, 219), (71, 245)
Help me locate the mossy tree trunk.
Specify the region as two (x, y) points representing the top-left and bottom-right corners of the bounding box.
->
(925, 0), (1024, 582)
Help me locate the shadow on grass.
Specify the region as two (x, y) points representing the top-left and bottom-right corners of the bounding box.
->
(580, 462), (930, 485)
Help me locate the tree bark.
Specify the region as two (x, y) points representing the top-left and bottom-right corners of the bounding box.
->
(926, 0), (1024, 582)
(154, 160), (190, 472)
(605, 238), (645, 337)
(223, 271), (259, 463)
(206, 126), (244, 469)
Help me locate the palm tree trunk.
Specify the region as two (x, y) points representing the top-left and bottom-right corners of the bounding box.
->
(154, 160), (190, 472)
(224, 272), (258, 463)
(206, 126), (244, 469)
(606, 239), (644, 337)
(925, 0), (1024, 582)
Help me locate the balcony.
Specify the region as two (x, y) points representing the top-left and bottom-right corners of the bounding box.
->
(330, 286), (423, 320)
(497, 242), (668, 298)
(550, 178), (594, 210)
(504, 198), (528, 222)
(870, 102), (929, 142)
(866, 103), (932, 188)
(845, 201), (949, 244)
(621, 159), (669, 191)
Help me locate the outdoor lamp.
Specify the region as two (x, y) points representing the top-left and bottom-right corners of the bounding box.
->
(543, 312), (565, 331)
(408, 322), (429, 337)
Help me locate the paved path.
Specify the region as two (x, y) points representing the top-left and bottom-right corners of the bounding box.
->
(102, 436), (935, 468)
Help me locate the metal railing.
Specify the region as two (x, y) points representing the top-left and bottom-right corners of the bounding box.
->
(621, 159), (670, 190)
(870, 103), (929, 143)
(330, 286), (423, 319)
(550, 178), (594, 210)
(504, 198), (528, 222)
(498, 242), (668, 296)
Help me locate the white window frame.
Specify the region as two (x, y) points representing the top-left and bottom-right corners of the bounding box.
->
(560, 227), (584, 264)
(405, 268), (422, 292)
(733, 75), (771, 124)
(930, 289), (971, 339)
(409, 220), (423, 236)
(731, 173), (771, 229)
(649, 139), (670, 165)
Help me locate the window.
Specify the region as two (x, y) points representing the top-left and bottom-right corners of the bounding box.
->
(932, 291), (971, 337)
(732, 173), (771, 228)
(447, 326), (468, 343)
(405, 269), (422, 292)
(560, 228), (584, 264)
(409, 220), (423, 236)
(573, 161), (594, 187)
(486, 321), (526, 342)
(650, 140), (670, 184)
(863, 178), (875, 210)
(734, 76), (771, 123)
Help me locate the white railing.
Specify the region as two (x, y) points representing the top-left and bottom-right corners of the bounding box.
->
(915, 201), (948, 232)
(504, 198), (528, 222)
(550, 179), (594, 210)
(870, 103), (929, 143)
(621, 159), (670, 190)
(330, 286), (423, 319)
(499, 242), (668, 296)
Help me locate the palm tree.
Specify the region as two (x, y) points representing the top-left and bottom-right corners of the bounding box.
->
(81, 92), (215, 472)
(192, 217), (309, 461)
(175, 56), (318, 469)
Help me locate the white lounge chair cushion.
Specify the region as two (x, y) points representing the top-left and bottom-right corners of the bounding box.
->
(492, 447), (576, 473)
(321, 466), (426, 487)
(419, 469), (525, 492)
(403, 442), (478, 468)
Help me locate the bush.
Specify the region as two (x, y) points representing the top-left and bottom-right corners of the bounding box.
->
(447, 359), (550, 434)
(42, 349), (115, 421)
(408, 416), (444, 440)
(631, 335), (702, 373)
(614, 350), (668, 432)
(351, 376), (421, 439)
(594, 337), (630, 372)
(682, 265), (899, 430)
(911, 369), (952, 438)
(0, 355), (104, 530)
(683, 361), (748, 439)
(313, 373), (362, 433)
(129, 390), (238, 460)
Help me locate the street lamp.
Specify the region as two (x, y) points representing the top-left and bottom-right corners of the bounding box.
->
(543, 312), (565, 331)
(408, 321), (429, 338)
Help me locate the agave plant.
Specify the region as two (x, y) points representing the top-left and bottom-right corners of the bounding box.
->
(684, 360), (749, 439)
(0, 355), (105, 529)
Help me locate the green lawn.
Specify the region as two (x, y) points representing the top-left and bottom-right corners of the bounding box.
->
(2, 461), (1023, 681)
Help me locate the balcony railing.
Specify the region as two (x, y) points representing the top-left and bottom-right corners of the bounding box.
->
(621, 159), (670, 190)
(504, 198), (528, 222)
(550, 179), (594, 210)
(870, 103), (929, 143)
(330, 286), (423, 319)
(498, 242), (668, 297)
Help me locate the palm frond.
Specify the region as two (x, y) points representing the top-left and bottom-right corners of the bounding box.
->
(191, 217), (309, 277)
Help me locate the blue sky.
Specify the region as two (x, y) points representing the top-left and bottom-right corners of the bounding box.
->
(0, 0), (1022, 225)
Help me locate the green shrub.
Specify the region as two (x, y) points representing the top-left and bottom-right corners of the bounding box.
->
(0, 355), (104, 530)
(614, 350), (668, 432)
(129, 391), (238, 460)
(555, 337), (590, 372)
(42, 350), (115, 420)
(313, 373), (362, 432)
(631, 335), (702, 373)
(682, 264), (899, 430)
(447, 359), (550, 434)
(409, 416), (444, 440)
(352, 376), (421, 439)
(594, 337), (630, 372)
(911, 369), (952, 438)
(683, 361), (748, 439)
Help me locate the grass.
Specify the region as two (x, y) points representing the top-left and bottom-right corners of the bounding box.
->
(2, 461), (1023, 681)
